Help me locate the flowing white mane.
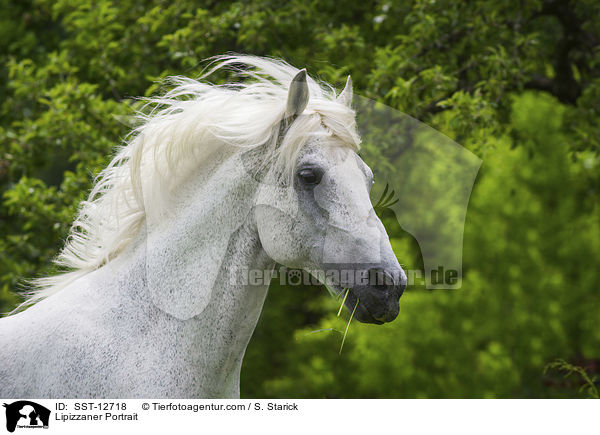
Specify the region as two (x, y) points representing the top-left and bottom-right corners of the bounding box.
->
(23, 55), (361, 307)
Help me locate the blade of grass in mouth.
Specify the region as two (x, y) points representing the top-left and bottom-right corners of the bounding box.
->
(339, 298), (359, 355)
(337, 288), (350, 317)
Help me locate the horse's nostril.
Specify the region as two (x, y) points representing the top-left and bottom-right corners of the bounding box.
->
(367, 267), (406, 296)
(397, 277), (407, 296)
(368, 268), (394, 291)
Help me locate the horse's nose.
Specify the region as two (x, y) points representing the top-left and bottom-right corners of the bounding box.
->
(368, 267), (406, 298)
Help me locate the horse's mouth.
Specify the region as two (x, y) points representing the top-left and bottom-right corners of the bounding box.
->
(343, 287), (401, 324)
(327, 265), (406, 324)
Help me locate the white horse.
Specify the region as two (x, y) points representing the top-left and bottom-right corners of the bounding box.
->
(0, 55), (406, 398)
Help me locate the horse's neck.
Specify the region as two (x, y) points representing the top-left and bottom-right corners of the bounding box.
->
(94, 155), (274, 397)
(95, 214), (272, 397)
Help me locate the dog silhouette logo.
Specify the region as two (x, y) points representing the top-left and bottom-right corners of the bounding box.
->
(3, 401), (50, 432)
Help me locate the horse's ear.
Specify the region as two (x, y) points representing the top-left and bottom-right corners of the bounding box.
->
(285, 69), (309, 121)
(338, 75), (353, 107)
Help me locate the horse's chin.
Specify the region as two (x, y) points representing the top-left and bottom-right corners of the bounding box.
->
(356, 304), (399, 324)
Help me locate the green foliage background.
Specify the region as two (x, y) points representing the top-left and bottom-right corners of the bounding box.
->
(1, 0), (599, 398)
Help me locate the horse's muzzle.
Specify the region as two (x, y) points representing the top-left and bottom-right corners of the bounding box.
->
(344, 267), (407, 324)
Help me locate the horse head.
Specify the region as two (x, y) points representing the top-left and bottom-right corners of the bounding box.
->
(254, 71), (407, 324)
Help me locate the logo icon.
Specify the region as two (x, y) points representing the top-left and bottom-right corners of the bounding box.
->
(3, 401), (50, 433)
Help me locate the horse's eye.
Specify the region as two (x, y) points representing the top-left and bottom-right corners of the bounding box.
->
(297, 168), (323, 185)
